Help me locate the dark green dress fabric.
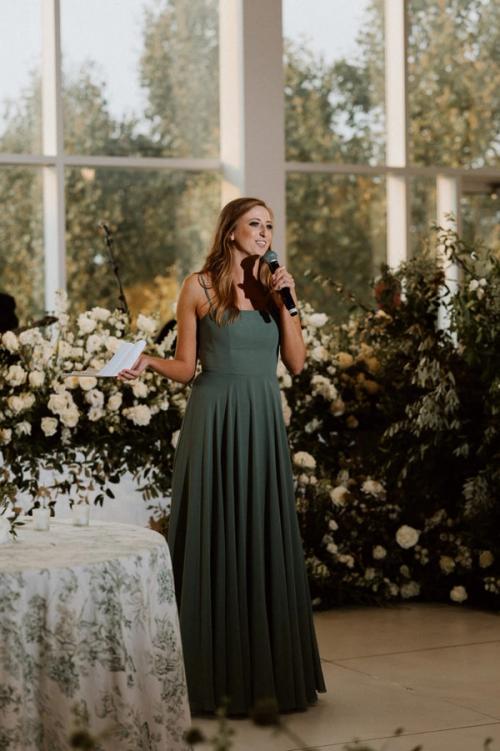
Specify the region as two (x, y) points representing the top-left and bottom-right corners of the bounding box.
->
(168, 300), (326, 715)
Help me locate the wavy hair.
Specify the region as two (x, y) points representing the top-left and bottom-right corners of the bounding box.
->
(199, 197), (274, 325)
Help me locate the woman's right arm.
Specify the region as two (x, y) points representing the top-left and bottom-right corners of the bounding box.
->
(117, 274), (200, 385)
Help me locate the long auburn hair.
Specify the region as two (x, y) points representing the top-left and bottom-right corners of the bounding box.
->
(199, 197), (274, 325)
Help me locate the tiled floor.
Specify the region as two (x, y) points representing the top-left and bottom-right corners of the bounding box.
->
(192, 602), (500, 750)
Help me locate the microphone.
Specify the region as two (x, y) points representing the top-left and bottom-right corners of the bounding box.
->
(261, 249), (298, 316)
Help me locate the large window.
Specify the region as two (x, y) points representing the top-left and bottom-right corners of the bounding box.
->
(0, 0), (219, 324)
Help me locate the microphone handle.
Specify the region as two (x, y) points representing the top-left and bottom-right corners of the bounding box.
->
(268, 260), (298, 316)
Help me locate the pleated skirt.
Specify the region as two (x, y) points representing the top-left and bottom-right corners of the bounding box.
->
(168, 371), (326, 715)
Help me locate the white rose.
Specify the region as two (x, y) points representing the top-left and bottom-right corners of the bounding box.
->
(479, 551), (494, 568)
(0, 516), (11, 544)
(29, 371), (45, 388)
(396, 525), (420, 549)
(439, 555), (456, 574)
(311, 374), (338, 401)
(401, 581), (421, 599)
(77, 314), (97, 334)
(361, 479), (386, 498)
(365, 568), (377, 581)
(6, 364), (27, 386)
(0, 428), (12, 444)
(107, 393), (123, 411)
(310, 345), (329, 363)
(308, 313), (328, 328)
(86, 334), (105, 353)
(136, 314), (157, 335)
(293, 451), (316, 469)
(171, 429), (180, 449)
(132, 381), (149, 399)
(328, 519), (338, 531)
(106, 336), (121, 354)
(15, 421), (31, 436)
(372, 545), (387, 560)
(450, 585), (468, 603)
(326, 542), (338, 555)
(41, 417), (58, 436)
(7, 394), (35, 414)
(60, 408), (79, 428)
(88, 407), (104, 422)
(90, 306), (111, 321)
(85, 389), (104, 409)
(1, 331), (19, 352)
(468, 279), (479, 292)
(78, 377), (98, 391)
(122, 405), (152, 426)
(330, 485), (349, 506)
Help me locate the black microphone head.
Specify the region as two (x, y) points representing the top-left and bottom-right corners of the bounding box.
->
(262, 249), (278, 266)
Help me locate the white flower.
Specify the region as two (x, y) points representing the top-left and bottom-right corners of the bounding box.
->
(307, 313), (328, 328)
(305, 417), (322, 433)
(330, 485), (349, 506)
(338, 553), (355, 568)
(106, 336), (121, 354)
(400, 564), (411, 578)
(85, 389), (104, 409)
(328, 519), (338, 531)
(7, 393), (35, 414)
(19, 329), (41, 346)
(132, 381), (149, 399)
(400, 581), (421, 599)
(6, 364), (27, 386)
(0, 516), (11, 544)
(293, 451), (316, 469)
(311, 374), (338, 401)
(77, 313), (97, 334)
(330, 398), (345, 416)
(78, 377), (98, 391)
(450, 585), (468, 603)
(276, 360), (292, 388)
(136, 314), (157, 335)
(326, 542), (338, 555)
(122, 405), (152, 426)
(479, 550), (494, 568)
(372, 545), (387, 560)
(41, 417), (58, 436)
(310, 345), (329, 362)
(0, 428), (12, 444)
(60, 408), (79, 428)
(29, 371), (45, 388)
(476, 287), (485, 300)
(280, 391), (291, 426)
(107, 393), (123, 411)
(86, 334), (105, 353)
(90, 306), (111, 321)
(361, 479), (386, 498)
(468, 279), (479, 292)
(1, 331), (19, 352)
(439, 555), (456, 574)
(88, 407), (104, 422)
(15, 421), (31, 436)
(396, 524), (420, 549)
(365, 567), (377, 581)
(171, 429), (180, 449)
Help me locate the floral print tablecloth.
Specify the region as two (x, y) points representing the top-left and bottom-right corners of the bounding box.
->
(0, 519), (190, 751)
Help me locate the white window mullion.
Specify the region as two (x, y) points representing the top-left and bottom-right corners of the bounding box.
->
(385, 0), (409, 267)
(219, 0), (286, 258)
(41, 0), (65, 312)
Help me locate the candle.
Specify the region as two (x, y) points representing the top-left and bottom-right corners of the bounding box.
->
(72, 504), (90, 526)
(33, 507), (50, 531)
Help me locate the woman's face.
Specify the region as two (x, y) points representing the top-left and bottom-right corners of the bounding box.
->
(230, 205), (273, 257)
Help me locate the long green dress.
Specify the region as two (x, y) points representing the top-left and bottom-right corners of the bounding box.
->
(168, 276), (326, 715)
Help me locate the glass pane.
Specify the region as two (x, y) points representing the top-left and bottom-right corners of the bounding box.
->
(462, 190), (500, 258)
(0, 168), (44, 324)
(283, 0), (385, 165)
(61, 0), (219, 158)
(65, 168), (220, 318)
(408, 1), (500, 168)
(410, 177), (436, 255)
(287, 173), (386, 319)
(0, 1), (42, 154)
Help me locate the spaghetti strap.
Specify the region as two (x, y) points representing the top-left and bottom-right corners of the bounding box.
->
(197, 273), (215, 314)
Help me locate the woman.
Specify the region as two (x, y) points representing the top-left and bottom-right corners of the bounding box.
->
(118, 197), (326, 715)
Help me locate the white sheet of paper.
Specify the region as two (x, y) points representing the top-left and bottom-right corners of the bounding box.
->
(64, 339), (146, 378)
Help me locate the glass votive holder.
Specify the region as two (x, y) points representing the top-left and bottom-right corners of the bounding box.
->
(72, 504), (90, 527)
(33, 507), (50, 531)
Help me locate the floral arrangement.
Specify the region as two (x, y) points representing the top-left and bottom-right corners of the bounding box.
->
(1, 229), (499, 609)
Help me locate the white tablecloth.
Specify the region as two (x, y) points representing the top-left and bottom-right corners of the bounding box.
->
(0, 519), (190, 751)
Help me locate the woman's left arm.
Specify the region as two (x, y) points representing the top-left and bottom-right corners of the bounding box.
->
(270, 266), (306, 375)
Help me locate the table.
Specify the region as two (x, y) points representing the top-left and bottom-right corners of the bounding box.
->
(0, 519), (191, 751)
